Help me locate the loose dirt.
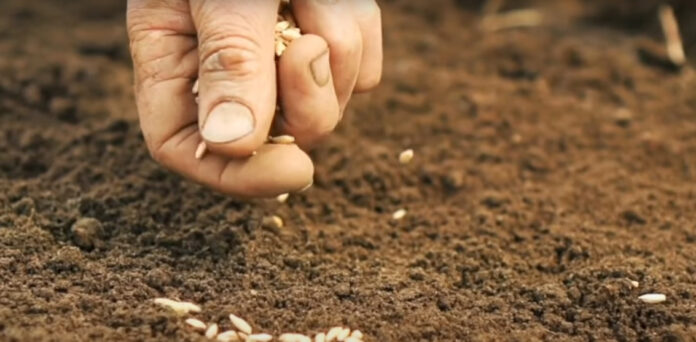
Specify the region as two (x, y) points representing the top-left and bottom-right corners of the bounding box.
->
(1, 0), (696, 341)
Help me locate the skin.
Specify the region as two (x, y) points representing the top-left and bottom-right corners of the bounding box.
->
(126, 0), (382, 198)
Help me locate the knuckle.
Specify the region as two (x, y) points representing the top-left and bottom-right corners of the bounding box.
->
(199, 28), (264, 79)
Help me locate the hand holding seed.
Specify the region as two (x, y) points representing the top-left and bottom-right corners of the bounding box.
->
(127, 0), (382, 197)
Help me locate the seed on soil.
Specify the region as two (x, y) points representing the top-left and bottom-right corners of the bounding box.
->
(269, 135), (296, 144)
(229, 314), (252, 334)
(349, 330), (363, 339)
(279, 333), (312, 342)
(206, 323), (219, 338)
(629, 280), (639, 288)
(185, 318), (207, 330)
(639, 293), (666, 304)
(325, 327), (343, 341)
(195, 141), (207, 160)
(217, 330), (241, 342)
(247, 333), (273, 342)
(398, 149), (414, 164)
(314, 332), (326, 342)
(277, 193), (289, 203)
(154, 298), (201, 315)
(336, 328), (351, 341)
(392, 208), (407, 220)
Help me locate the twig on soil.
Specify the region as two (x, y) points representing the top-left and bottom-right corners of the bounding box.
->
(480, 9), (543, 32)
(658, 4), (686, 67)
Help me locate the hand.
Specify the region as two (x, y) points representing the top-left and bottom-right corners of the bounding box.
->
(126, 0), (382, 198)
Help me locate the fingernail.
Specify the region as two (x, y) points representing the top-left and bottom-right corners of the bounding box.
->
(310, 50), (330, 87)
(201, 102), (255, 143)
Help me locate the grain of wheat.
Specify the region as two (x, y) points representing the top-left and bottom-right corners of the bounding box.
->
(216, 330), (241, 342)
(229, 314), (253, 334)
(279, 333), (312, 342)
(206, 323), (219, 339)
(185, 318), (207, 330)
(349, 330), (363, 339)
(277, 193), (290, 203)
(399, 149), (414, 164)
(336, 328), (351, 341)
(392, 209), (407, 220)
(269, 135), (296, 144)
(325, 327), (343, 341)
(314, 332), (326, 342)
(639, 293), (666, 304)
(154, 298), (201, 315)
(247, 333), (273, 342)
(195, 141), (207, 160)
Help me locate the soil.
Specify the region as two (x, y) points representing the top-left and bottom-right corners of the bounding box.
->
(1, 0), (696, 341)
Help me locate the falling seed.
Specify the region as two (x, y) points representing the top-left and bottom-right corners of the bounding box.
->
(269, 135), (296, 144)
(185, 318), (207, 330)
(336, 328), (351, 341)
(639, 293), (666, 304)
(277, 193), (289, 203)
(399, 149), (414, 164)
(217, 330), (241, 342)
(229, 314), (252, 335)
(658, 5), (686, 66)
(153, 298), (201, 315)
(314, 333), (326, 342)
(195, 141), (207, 160)
(247, 333), (273, 342)
(349, 331), (363, 339)
(205, 323), (219, 338)
(326, 327), (343, 341)
(272, 215), (284, 228)
(281, 28), (302, 41)
(275, 20), (290, 32)
(392, 209), (407, 220)
(279, 333), (312, 342)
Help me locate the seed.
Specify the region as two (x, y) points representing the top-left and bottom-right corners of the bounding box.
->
(229, 314), (252, 334)
(281, 28), (302, 41)
(314, 332), (326, 342)
(399, 149), (414, 164)
(195, 141), (207, 160)
(277, 193), (289, 203)
(276, 40), (287, 57)
(248, 333), (273, 342)
(336, 328), (350, 341)
(279, 333), (312, 342)
(205, 323), (219, 339)
(639, 293), (666, 304)
(392, 209), (407, 220)
(275, 20), (290, 32)
(217, 330), (241, 342)
(269, 135), (296, 144)
(344, 338), (361, 342)
(192, 79), (199, 94)
(326, 327), (343, 341)
(629, 280), (639, 288)
(349, 330), (363, 339)
(272, 215), (284, 228)
(154, 298), (201, 315)
(185, 318), (207, 330)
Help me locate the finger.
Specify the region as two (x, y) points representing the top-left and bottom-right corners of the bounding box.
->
(190, 0), (279, 158)
(291, 0), (363, 112)
(127, 0), (198, 159)
(275, 34), (340, 150)
(156, 127), (313, 197)
(350, 1), (383, 92)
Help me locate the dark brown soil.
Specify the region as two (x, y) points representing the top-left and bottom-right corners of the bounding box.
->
(2, 1), (696, 341)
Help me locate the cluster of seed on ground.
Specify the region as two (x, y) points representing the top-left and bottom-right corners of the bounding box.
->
(154, 298), (365, 342)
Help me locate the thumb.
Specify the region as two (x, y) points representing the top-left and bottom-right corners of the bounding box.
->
(191, 0), (279, 157)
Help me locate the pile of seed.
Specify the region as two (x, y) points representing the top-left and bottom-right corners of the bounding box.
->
(153, 298), (365, 342)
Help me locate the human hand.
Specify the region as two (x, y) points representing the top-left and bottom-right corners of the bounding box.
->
(127, 0), (382, 198)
